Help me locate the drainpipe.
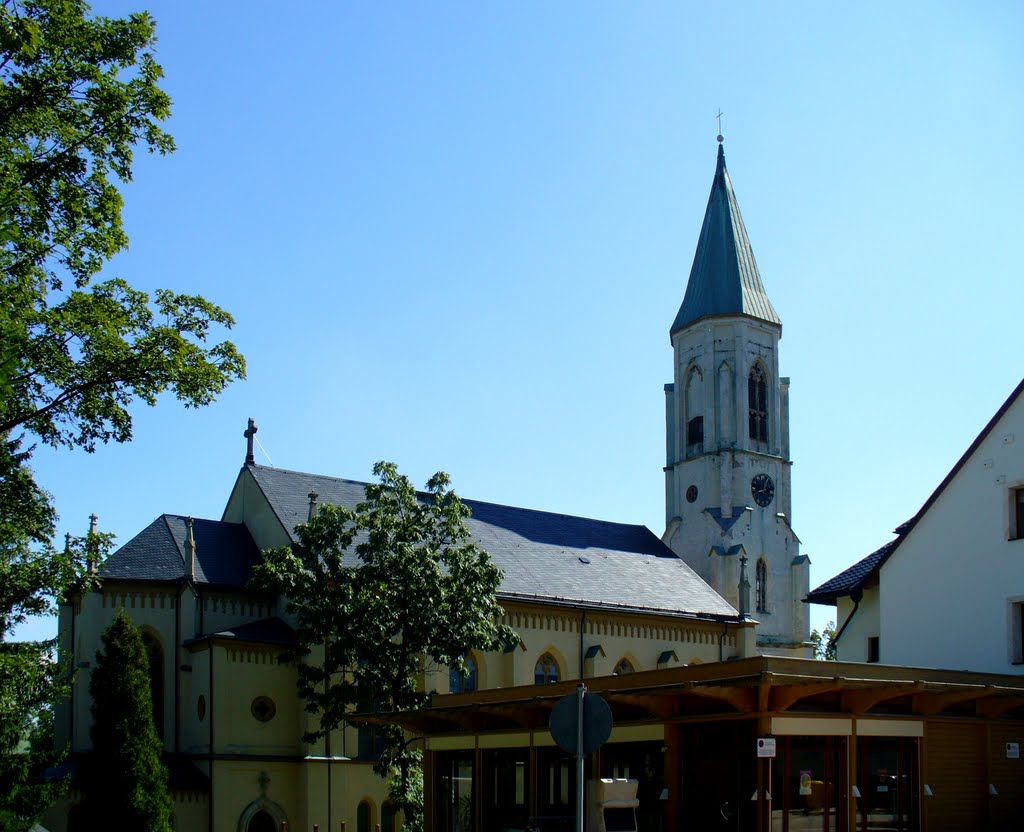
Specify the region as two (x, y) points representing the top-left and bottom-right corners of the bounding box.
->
(829, 586), (863, 656)
(578, 609), (587, 679)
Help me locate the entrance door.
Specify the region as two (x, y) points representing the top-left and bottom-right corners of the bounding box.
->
(436, 751), (475, 832)
(856, 737), (917, 832)
(771, 738), (846, 832)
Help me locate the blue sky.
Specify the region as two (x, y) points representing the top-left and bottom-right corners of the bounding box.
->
(17, 1), (1024, 641)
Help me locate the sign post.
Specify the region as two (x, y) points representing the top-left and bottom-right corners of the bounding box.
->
(550, 684), (613, 832)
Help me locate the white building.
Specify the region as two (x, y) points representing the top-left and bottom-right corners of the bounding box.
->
(808, 375), (1024, 673)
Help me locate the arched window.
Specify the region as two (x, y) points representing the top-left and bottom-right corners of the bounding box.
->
(686, 366), (704, 448)
(614, 658), (635, 675)
(449, 654), (478, 693)
(748, 364), (768, 442)
(756, 558), (768, 613)
(357, 800), (372, 832)
(381, 802), (396, 832)
(246, 810), (277, 832)
(141, 630), (164, 742)
(534, 653), (560, 684)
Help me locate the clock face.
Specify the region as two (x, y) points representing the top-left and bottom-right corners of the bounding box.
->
(751, 473), (775, 507)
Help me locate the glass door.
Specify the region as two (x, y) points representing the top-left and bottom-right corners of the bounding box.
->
(856, 738), (917, 832)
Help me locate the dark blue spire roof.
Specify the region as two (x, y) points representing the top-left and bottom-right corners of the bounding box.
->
(671, 144), (781, 334)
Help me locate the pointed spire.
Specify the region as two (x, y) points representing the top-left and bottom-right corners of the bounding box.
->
(738, 553), (751, 618)
(87, 513), (99, 574)
(671, 142), (781, 335)
(185, 516), (197, 581)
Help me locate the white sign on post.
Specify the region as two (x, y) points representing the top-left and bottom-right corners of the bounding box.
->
(757, 737), (777, 758)
(1007, 742), (1020, 759)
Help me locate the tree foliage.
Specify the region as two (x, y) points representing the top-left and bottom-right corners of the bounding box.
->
(0, 2), (243, 827)
(810, 620), (837, 661)
(78, 609), (172, 832)
(253, 462), (518, 831)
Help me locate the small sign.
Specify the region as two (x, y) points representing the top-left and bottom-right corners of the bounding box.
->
(757, 737), (777, 758)
(1007, 742), (1020, 759)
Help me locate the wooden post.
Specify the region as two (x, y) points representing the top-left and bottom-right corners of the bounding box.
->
(340, 823), (346, 832)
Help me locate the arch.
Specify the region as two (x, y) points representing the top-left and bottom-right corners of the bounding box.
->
(237, 797), (287, 832)
(756, 558), (768, 613)
(613, 656), (636, 675)
(748, 362), (769, 443)
(140, 627), (165, 742)
(685, 364), (704, 448)
(534, 652), (561, 684)
(381, 801), (397, 832)
(449, 652), (479, 694)
(357, 799), (374, 832)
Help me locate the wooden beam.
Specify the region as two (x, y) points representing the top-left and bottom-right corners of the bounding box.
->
(841, 682), (921, 714)
(689, 685), (757, 713)
(976, 695), (1024, 719)
(610, 693), (678, 720)
(914, 685), (993, 716)
(769, 679), (843, 713)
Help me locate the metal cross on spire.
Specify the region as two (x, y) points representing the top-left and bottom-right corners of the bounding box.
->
(716, 109), (724, 144)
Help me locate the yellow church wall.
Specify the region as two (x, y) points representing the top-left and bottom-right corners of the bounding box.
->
(213, 760), (302, 832)
(303, 759), (395, 832)
(213, 642), (301, 756)
(182, 644), (211, 754)
(430, 601), (747, 697)
(222, 468), (293, 550)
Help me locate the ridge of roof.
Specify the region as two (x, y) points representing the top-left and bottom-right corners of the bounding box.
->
(245, 464), (738, 618)
(671, 143), (781, 335)
(807, 374), (1024, 604)
(247, 464), (657, 535)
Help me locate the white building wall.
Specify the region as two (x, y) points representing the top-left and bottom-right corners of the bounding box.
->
(833, 588), (880, 664)
(879, 392), (1024, 674)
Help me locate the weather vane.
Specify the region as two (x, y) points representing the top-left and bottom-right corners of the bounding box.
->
(716, 109), (724, 143)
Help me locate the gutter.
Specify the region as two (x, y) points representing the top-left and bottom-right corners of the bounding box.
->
(828, 585), (863, 655)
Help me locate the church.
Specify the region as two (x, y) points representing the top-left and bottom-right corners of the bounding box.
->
(45, 141), (1024, 832)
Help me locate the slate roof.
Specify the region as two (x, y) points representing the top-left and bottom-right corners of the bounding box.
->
(805, 539), (897, 604)
(671, 143), (781, 335)
(99, 514), (262, 589)
(208, 617), (297, 646)
(807, 375), (1024, 604)
(244, 464), (739, 620)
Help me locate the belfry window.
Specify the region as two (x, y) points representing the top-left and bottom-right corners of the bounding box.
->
(686, 366), (704, 449)
(748, 364), (768, 442)
(755, 559), (768, 613)
(534, 653), (560, 684)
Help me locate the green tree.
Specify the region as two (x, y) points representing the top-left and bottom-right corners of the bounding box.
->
(78, 609), (172, 831)
(810, 620), (837, 660)
(0, 2), (244, 827)
(253, 462), (518, 832)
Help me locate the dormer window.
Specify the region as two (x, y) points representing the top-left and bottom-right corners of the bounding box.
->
(748, 364), (768, 443)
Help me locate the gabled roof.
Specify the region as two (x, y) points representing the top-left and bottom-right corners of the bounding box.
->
(99, 515), (262, 589)
(808, 375), (1024, 604)
(671, 143), (781, 335)
(243, 464), (739, 620)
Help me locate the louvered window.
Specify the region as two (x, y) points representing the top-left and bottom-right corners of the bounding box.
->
(748, 364), (768, 442)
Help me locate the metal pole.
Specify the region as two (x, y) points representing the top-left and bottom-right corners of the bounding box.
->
(576, 683), (585, 832)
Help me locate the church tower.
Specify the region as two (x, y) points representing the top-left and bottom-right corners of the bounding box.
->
(663, 139), (810, 657)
